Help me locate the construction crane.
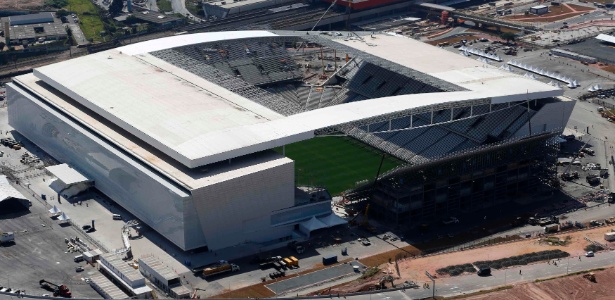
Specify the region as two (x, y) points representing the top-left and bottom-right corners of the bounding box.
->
(115, 220), (139, 260)
(39, 279), (71, 298)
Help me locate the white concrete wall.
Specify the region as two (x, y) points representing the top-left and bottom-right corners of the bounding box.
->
(191, 158), (295, 250)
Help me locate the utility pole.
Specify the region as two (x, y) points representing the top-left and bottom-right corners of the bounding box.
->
(425, 271), (436, 299)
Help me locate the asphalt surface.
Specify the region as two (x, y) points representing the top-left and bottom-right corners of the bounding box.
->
(564, 38), (615, 64)
(267, 261), (364, 294)
(0, 191), (101, 298)
(341, 250), (615, 300)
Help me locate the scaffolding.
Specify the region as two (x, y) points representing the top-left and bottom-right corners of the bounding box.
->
(348, 131), (561, 225)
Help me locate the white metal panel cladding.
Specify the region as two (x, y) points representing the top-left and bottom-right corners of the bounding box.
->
(190, 159), (296, 250)
(7, 83), (195, 250)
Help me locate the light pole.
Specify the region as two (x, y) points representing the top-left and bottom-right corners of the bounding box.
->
(505, 269), (507, 284)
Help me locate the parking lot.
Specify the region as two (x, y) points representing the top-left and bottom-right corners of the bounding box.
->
(0, 195), (101, 298)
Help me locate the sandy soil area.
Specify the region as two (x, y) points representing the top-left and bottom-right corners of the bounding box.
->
(4, 0), (46, 10)
(323, 226), (615, 293)
(464, 267), (615, 300)
(505, 4), (595, 23)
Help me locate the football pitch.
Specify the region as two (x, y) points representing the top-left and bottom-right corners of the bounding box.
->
(275, 136), (402, 195)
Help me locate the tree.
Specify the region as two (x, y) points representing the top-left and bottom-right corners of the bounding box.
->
(56, 9), (69, 17)
(500, 32), (516, 42)
(108, 0), (124, 16)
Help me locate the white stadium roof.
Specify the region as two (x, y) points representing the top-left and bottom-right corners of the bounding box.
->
(21, 31), (562, 171)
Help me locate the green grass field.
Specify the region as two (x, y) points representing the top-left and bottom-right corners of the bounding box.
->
(64, 0), (105, 42)
(157, 0), (173, 12)
(275, 136), (402, 195)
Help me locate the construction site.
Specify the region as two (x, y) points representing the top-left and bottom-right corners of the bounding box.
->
(2, 0), (615, 296)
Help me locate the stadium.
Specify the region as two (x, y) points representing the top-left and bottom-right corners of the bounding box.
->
(6, 30), (573, 252)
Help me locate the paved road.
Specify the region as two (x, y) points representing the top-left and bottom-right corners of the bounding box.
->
(341, 250), (615, 300)
(67, 23), (88, 45)
(171, 0), (200, 21)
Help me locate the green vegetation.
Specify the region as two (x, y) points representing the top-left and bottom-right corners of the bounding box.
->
(361, 267), (380, 279)
(274, 136), (402, 195)
(437, 250), (570, 276)
(46, 0), (69, 8)
(108, 0), (124, 16)
(584, 244), (604, 252)
(474, 250), (569, 270)
(64, 0), (105, 42)
(542, 236), (571, 246)
(436, 263), (476, 276)
(157, 0), (173, 13)
(500, 32), (516, 42)
(186, 0), (204, 17)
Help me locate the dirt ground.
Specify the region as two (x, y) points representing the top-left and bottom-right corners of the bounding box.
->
(322, 226), (615, 294)
(3, 0), (47, 10)
(505, 4), (595, 23)
(600, 65), (615, 74)
(461, 267), (615, 299)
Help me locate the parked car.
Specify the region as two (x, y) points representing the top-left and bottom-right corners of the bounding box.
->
(477, 267), (491, 276)
(586, 251), (594, 257)
(76, 266), (84, 272)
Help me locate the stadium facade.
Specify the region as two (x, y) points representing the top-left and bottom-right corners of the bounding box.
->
(7, 31), (573, 252)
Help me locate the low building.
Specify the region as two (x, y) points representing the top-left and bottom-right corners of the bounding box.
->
(596, 33), (615, 45)
(529, 5), (549, 15)
(98, 253), (152, 298)
(131, 11), (184, 27)
(550, 48), (597, 64)
(0, 175), (30, 210)
(1, 12), (67, 45)
(138, 255), (190, 298)
(8, 12), (54, 26)
(89, 273), (130, 300)
(202, 0), (296, 18)
(46, 163), (94, 198)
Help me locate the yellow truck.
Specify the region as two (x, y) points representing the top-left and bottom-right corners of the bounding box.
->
(203, 260), (240, 277)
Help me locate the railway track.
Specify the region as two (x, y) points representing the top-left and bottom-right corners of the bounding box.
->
(181, 4), (330, 33)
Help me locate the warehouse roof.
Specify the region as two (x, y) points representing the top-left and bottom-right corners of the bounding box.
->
(8, 12), (54, 26)
(101, 253), (144, 283)
(89, 274), (130, 299)
(46, 164), (91, 185)
(24, 31), (562, 169)
(132, 11), (182, 24)
(205, 0), (280, 9)
(139, 255), (179, 281)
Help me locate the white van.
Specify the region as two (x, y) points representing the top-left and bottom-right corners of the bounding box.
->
(112, 214), (122, 220)
(74, 255), (84, 262)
